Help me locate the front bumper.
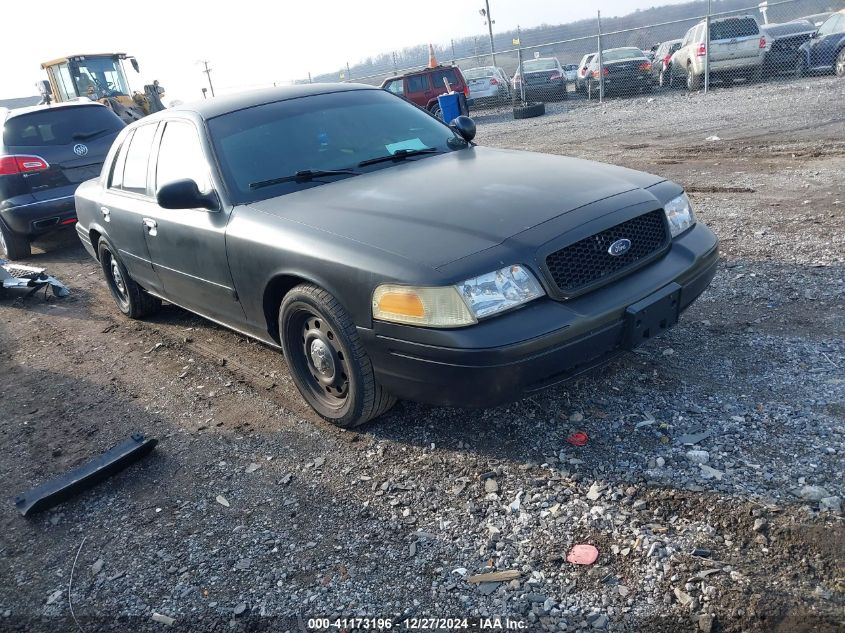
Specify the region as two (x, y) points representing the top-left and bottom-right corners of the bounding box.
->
(358, 222), (718, 407)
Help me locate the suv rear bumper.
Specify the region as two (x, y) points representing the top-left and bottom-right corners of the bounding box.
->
(359, 222), (718, 408)
(0, 189), (77, 236)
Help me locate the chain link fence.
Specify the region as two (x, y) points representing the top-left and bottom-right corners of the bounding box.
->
(291, 0), (843, 115)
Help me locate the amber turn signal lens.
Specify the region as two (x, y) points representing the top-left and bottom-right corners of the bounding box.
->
(377, 291), (425, 318)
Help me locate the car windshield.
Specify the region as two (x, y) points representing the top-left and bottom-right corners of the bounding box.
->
(208, 89), (467, 203)
(599, 48), (645, 62)
(3, 105), (124, 147)
(563, 64), (578, 71)
(463, 67), (496, 80)
(522, 59), (558, 72)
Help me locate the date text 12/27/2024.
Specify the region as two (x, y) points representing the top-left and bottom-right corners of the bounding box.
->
(307, 617), (528, 630)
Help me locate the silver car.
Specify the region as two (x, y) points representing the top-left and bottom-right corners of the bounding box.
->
(462, 66), (511, 104)
(562, 64), (579, 83)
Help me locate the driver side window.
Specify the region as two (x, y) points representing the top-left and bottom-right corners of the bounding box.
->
(818, 14), (843, 37)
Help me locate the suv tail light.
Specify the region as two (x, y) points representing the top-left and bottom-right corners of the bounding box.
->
(463, 85), (470, 98)
(696, 43), (707, 57)
(759, 36), (767, 48)
(663, 54), (672, 65)
(489, 77), (499, 85)
(0, 155), (50, 176)
(591, 68), (609, 78)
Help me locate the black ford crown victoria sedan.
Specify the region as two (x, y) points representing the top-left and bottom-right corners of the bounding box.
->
(74, 84), (718, 427)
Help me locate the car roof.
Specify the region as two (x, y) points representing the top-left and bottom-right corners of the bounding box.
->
(382, 65), (461, 81)
(1, 100), (107, 123)
(162, 83), (378, 121)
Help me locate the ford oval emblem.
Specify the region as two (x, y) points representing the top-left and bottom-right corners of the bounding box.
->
(608, 238), (632, 257)
(73, 143), (89, 157)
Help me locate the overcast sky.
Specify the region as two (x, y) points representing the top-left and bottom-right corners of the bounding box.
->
(1, 0), (689, 103)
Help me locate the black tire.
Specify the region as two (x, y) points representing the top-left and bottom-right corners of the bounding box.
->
(835, 48), (845, 78)
(97, 239), (161, 319)
(687, 66), (701, 91)
(429, 103), (442, 120)
(795, 56), (806, 79)
(513, 102), (545, 119)
(279, 283), (396, 428)
(0, 220), (31, 260)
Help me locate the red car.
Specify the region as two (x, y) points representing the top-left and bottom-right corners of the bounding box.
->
(381, 65), (470, 119)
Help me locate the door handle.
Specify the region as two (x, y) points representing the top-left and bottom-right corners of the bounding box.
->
(142, 218), (157, 236)
(100, 206), (110, 222)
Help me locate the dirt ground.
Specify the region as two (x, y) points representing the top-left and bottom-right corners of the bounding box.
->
(1, 77), (843, 632)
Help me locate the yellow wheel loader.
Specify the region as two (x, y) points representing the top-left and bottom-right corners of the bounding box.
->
(38, 53), (165, 123)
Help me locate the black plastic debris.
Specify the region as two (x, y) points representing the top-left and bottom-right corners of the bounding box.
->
(0, 259), (69, 298)
(15, 433), (158, 516)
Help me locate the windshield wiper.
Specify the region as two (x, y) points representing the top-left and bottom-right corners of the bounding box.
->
(358, 148), (439, 167)
(249, 169), (359, 190)
(72, 128), (110, 140)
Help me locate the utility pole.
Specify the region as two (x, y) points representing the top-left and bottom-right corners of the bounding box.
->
(482, 0), (497, 66)
(199, 60), (215, 97)
(451, 39), (456, 64)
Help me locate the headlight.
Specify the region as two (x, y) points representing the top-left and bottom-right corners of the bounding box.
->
(664, 192), (696, 237)
(457, 264), (544, 319)
(372, 265), (544, 328)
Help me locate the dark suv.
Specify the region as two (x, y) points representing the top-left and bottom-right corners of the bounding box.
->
(0, 102), (124, 259)
(381, 65), (470, 119)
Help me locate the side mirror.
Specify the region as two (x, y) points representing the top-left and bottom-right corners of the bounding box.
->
(130, 57), (140, 73)
(156, 179), (218, 211)
(449, 115), (476, 142)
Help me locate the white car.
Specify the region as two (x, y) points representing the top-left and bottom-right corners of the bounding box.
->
(671, 15), (767, 90)
(462, 66), (511, 104)
(575, 53), (597, 93)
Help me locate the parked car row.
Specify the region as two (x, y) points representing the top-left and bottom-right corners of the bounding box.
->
(423, 9), (845, 106)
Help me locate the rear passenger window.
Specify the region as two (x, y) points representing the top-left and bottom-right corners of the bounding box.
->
(406, 75), (429, 93)
(120, 123), (157, 194)
(155, 120), (210, 193)
(108, 131), (133, 189)
(431, 69), (459, 88)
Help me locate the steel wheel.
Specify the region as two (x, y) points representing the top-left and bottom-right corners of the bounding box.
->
(97, 240), (160, 319)
(292, 310), (350, 409)
(103, 248), (130, 312)
(279, 284), (396, 427)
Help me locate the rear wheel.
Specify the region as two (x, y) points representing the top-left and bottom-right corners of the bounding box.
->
(97, 240), (161, 319)
(0, 220), (31, 261)
(279, 284), (396, 428)
(687, 65), (701, 91)
(835, 48), (845, 78)
(429, 103), (442, 120)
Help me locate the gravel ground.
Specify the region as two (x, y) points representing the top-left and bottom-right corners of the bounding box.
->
(1, 76), (843, 633)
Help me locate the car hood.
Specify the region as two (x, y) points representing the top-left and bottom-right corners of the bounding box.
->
(246, 146), (664, 269)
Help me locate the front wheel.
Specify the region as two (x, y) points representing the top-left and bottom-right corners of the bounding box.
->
(279, 284), (396, 428)
(835, 48), (845, 78)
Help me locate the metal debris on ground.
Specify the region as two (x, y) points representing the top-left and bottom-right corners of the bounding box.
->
(14, 433), (158, 516)
(0, 260), (70, 298)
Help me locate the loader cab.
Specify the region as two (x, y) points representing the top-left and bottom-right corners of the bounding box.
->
(41, 54), (135, 103)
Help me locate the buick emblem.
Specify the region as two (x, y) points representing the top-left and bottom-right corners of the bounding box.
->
(608, 238), (632, 257)
(73, 143), (89, 157)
